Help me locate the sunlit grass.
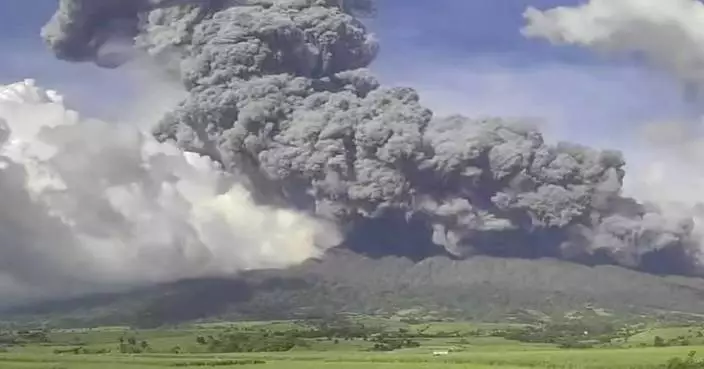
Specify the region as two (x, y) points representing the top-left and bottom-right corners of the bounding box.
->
(0, 319), (700, 368)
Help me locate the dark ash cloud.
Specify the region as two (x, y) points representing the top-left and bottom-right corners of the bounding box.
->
(38, 0), (704, 276)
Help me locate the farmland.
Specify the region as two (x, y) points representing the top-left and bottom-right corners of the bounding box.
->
(0, 314), (703, 368)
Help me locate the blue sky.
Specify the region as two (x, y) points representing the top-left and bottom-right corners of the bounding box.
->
(0, 0), (695, 149)
(0, 0), (140, 118)
(371, 0), (696, 149)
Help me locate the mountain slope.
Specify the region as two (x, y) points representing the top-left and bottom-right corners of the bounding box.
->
(3, 250), (704, 327)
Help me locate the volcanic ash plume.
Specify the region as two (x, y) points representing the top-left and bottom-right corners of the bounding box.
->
(39, 0), (703, 275)
(0, 79), (339, 300)
(521, 0), (704, 267)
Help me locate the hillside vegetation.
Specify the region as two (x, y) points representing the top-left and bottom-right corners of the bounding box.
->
(3, 251), (704, 328)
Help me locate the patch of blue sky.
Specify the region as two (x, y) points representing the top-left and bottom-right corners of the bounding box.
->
(371, 0), (698, 148)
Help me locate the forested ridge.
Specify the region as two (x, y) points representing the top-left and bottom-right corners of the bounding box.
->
(4, 251), (704, 328)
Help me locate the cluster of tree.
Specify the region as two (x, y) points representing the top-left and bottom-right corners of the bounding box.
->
(0, 329), (50, 346)
(398, 317), (446, 325)
(170, 359), (266, 367)
(368, 331), (421, 351)
(299, 317), (384, 340)
(118, 336), (150, 354)
(665, 351), (704, 369)
(490, 320), (630, 348)
(202, 319), (381, 342)
(53, 346), (111, 355)
(649, 326), (704, 348)
(196, 332), (304, 353)
(193, 317), (426, 353)
(654, 335), (699, 348)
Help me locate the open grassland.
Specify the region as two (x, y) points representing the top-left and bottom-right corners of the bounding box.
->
(0, 317), (702, 368)
(0, 345), (703, 369)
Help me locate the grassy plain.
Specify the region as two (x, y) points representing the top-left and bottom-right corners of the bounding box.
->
(0, 318), (701, 369)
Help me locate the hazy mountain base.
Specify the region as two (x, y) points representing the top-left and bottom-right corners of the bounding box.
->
(3, 250), (704, 328)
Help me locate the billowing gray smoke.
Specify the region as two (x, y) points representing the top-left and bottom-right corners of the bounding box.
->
(41, 0), (702, 275)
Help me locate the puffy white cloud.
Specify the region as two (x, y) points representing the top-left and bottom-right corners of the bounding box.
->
(522, 0), (704, 85)
(0, 79), (339, 302)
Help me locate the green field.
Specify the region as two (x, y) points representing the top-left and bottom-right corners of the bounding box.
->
(0, 317), (701, 368)
(0, 345), (701, 369)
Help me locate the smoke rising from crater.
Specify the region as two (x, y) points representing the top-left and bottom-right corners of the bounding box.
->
(521, 0), (704, 268)
(32, 0), (704, 281)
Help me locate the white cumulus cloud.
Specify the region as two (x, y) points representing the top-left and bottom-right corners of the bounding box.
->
(0, 79), (340, 302)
